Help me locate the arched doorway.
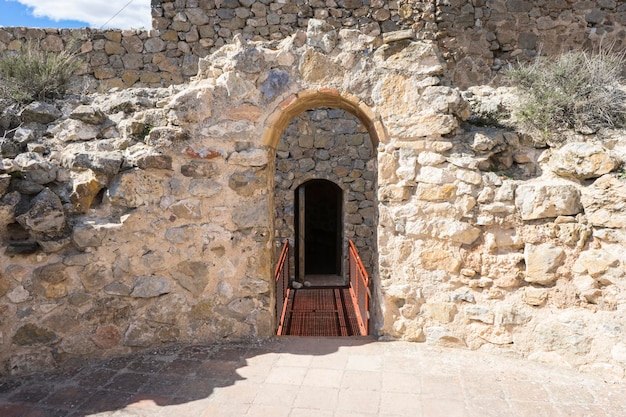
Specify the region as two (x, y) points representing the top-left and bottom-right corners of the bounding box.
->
(267, 90), (382, 336)
(295, 179), (343, 284)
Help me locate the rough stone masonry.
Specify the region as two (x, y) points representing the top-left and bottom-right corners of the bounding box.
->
(0, 5), (625, 381)
(0, 0), (623, 90)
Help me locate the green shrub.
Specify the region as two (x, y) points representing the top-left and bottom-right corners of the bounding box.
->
(0, 41), (81, 103)
(506, 48), (626, 138)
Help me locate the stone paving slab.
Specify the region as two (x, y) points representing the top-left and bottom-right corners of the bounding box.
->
(0, 337), (624, 417)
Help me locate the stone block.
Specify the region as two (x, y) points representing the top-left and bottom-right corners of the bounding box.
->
(515, 183), (582, 220)
(524, 243), (564, 285)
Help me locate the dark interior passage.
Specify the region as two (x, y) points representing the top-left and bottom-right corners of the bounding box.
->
(295, 180), (342, 275)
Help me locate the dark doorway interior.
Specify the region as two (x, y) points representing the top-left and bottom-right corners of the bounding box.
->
(295, 179), (343, 277)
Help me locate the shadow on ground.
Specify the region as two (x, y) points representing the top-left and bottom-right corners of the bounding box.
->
(0, 337), (373, 417)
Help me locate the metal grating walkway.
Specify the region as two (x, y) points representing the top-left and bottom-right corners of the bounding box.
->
(280, 287), (361, 336)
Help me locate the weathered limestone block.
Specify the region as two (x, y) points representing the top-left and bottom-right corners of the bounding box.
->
(396, 148), (417, 181)
(107, 168), (164, 207)
(456, 169), (482, 185)
(494, 304), (530, 326)
(418, 151), (446, 166)
(515, 183), (582, 220)
(523, 287), (548, 306)
(306, 19), (337, 53)
(378, 149), (399, 186)
(572, 249), (619, 278)
(548, 142), (618, 180)
(19, 102), (61, 124)
(167, 86), (213, 124)
(419, 248), (461, 272)
(15, 188), (65, 239)
(415, 183), (456, 201)
(130, 276), (171, 298)
(572, 275), (601, 303)
(12, 127), (35, 145)
(50, 119), (102, 142)
(12, 153), (57, 185)
(465, 306), (495, 324)
(70, 105), (107, 125)
(298, 48), (343, 83)
(435, 220), (481, 245)
(421, 86), (470, 120)
(532, 313), (592, 355)
(373, 40), (444, 75)
(470, 130), (506, 153)
(553, 219), (591, 248)
(224, 103), (262, 122)
(524, 243), (564, 285)
(215, 71), (257, 101)
(71, 152), (124, 176)
(125, 145), (173, 170)
(581, 175), (626, 228)
(422, 302), (457, 323)
(424, 326), (465, 347)
(416, 166), (455, 184)
(146, 126), (188, 147)
(70, 170), (108, 212)
(391, 112), (458, 139)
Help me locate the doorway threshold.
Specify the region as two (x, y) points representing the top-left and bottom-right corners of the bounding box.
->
(303, 274), (347, 287)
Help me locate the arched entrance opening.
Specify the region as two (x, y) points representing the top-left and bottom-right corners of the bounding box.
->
(267, 89), (382, 337)
(295, 179), (343, 283)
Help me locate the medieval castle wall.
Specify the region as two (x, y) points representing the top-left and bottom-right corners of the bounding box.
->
(0, 1), (624, 90)
(2, 1), (626, 380)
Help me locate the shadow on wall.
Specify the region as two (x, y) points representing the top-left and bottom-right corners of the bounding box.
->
(0, 337), (373, 416)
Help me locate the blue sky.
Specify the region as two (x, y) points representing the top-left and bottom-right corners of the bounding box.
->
(0, 0), (151, 29)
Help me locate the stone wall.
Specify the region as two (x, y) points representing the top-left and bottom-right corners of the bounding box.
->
(1, 0), (624, 91)
(1, 21), (626, 381)
(274, 108), (376, 268)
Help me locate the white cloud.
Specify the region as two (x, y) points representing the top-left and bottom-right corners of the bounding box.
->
(12, 0), (152, 29)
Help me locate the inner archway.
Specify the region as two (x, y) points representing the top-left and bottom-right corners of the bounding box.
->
(295, 179), (343, 280)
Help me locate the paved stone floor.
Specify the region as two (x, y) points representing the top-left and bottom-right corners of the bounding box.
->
(0, 337), (624, 417)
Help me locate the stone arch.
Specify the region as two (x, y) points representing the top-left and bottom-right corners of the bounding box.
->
(268, 89), (380, 333)
(261, 88), (386, 150)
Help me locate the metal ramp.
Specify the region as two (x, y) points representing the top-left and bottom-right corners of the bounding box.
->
(275, 240), (370, 336)
(280, 287), (361, 336)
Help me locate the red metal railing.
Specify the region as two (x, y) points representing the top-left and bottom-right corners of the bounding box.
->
(348, 240), (370, 336)
(275, 239), (290, 335)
